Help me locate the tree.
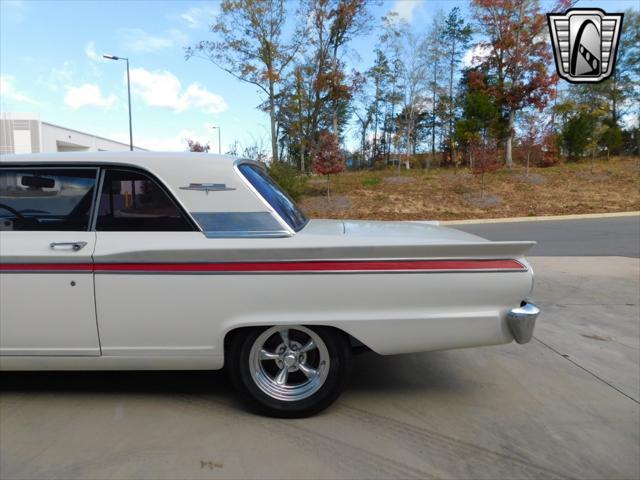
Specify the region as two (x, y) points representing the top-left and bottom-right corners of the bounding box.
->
(471, 145), (500, 199)
(378, 13), (405, 166)
(187, 0), (303, 162)
(425, 13), (445, 164)
(302, 0), (370, 144)
(398, 29), (429, 169)
(520, 112), (542, 177)
(471, 0), (568, 167)
(186, 139), (210, 152)
(441, 7), (472, 165)
(351, 71), (373, 169)
(455, 70), (502, 167)
(560, 111), (597, 161)
(368, 49), (391, 162)
(312, 131), (345, 200)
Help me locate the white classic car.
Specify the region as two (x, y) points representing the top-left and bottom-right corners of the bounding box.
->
(0, 152), (539, 417)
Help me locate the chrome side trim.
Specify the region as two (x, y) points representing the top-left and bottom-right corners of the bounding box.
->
(507, 302), (540, 344)
(179, 183), (236, 193)
(203, 230), (292, 238)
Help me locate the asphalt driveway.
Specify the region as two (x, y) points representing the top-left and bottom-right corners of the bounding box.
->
(454, 215), (640, 257)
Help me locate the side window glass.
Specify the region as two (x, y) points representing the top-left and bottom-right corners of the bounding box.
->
(96, 169), (193, 232)
(0, 168), (97, 231)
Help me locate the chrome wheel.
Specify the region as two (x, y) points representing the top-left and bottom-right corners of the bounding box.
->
(248, 325), (330, 402)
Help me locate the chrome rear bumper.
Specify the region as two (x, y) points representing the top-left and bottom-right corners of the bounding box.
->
(507, 302), (540, 344)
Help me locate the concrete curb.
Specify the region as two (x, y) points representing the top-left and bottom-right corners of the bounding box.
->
(441, 211), (640, 225)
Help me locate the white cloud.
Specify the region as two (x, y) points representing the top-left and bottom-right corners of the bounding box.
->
(37, 61), (74, 92)
(390, 0), (421, 23)
(129, 68), (226, 114)
(179, 5), (218, 29)
(64, 84), (117, 109)
(118, 28), (188, 53)
(0, 75), (39, 105)
(84, 41), (103, 62)
(463, 44), (491, 67)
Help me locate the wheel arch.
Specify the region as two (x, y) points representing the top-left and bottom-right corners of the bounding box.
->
(222, 324), (367, 361)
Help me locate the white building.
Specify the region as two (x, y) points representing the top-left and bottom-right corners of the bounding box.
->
(0, 113), (146, 154)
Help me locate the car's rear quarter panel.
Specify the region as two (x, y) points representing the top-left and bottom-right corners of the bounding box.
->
(93, 231), (533, 362)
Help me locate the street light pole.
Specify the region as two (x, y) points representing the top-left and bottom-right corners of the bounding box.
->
(209, 126), (221, 154)
(103, 54), (133, 151)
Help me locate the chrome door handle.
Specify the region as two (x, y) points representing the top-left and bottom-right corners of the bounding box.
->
(49, 241), (88, 251)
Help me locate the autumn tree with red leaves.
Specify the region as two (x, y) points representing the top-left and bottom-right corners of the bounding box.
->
(187, 139), (210, 153)
(312, 131), (345, 200)
(471, 0), (570, 167)
(471, 145), (501, 199)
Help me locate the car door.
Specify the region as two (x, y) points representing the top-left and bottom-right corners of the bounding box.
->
(91, 167), (207, 357)
(0, 166), (100, 356)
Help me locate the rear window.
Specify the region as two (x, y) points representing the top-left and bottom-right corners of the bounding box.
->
(238, 163), (308, 232)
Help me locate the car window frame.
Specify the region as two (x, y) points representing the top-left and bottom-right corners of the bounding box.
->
(92, 166), (199, 233)
(0, 164), (200, 233)
(0, 165), (101, 232)
(234, 159), (308, 234)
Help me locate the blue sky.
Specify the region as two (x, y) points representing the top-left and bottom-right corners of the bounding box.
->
(1, 0), (637, 153)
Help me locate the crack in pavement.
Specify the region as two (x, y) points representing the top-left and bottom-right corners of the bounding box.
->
(533, 337), (640, 405)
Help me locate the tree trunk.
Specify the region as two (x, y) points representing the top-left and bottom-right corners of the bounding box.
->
(505, 109), (515, 167)
(332, 44), (339, 137)
(526, 151), (530, 177)
(326, 175), (331, 202)
(268, 79), (278, 163)
(449, 41), (455, 169)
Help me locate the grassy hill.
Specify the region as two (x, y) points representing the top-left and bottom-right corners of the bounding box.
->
(299, 156), (640, 221)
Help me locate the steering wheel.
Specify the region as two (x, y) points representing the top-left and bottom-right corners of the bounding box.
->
(0, 203), (25, 219)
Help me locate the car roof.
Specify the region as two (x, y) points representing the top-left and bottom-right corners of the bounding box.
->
(0, 151), (239, 169)
(0, 152), (271, 216)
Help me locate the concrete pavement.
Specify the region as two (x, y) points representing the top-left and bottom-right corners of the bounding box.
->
(1, 256), (638, 479)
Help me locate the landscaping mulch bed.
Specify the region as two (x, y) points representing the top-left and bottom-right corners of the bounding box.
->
(300, 156), (640, 221)
(463, 193), (502, 208)
(514, 173), (547, 185)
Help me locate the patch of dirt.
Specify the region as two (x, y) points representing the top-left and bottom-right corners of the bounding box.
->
(383, 176), (416, 185)
(463, 193), (502, 208)
(576, 171), (612, 181)
(300, 195), (352, 214)
(515, 173), (547, 185)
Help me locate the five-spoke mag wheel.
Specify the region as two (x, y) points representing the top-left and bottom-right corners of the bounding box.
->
(249, 326), (330, 402)
(227, 325), (351, 417)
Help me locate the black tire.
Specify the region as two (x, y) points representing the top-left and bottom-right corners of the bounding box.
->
(227, 326), (351, 418)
